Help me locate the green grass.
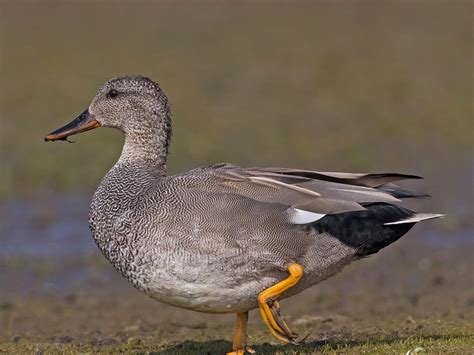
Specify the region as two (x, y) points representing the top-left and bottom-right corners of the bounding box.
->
(1, 321), (472, 354)
(1, 286), (472, 354)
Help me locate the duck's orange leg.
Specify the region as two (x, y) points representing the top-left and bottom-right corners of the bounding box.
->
(227, 312), (254, 355)
(258, 263), (303, 344)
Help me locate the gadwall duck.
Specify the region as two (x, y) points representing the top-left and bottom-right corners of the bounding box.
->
(45, 75), (443, 354)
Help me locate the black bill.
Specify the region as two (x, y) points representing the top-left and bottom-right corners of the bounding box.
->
(44, 110), (100, 142)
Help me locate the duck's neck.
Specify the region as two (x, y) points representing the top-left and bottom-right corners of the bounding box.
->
(118, 120), (171, 175)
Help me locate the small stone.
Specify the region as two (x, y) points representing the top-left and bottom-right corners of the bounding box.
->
(246, 346), (256, 354)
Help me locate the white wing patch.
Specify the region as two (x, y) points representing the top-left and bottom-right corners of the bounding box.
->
(288, 207), (326, 224)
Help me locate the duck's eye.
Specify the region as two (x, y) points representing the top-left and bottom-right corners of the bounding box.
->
(107, 89), (119, 98)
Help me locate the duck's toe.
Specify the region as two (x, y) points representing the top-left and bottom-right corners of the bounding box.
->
(269, 300), (299, 339)
(258, 263), (303, 344)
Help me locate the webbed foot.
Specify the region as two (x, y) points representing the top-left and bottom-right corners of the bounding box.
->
(257, 263), (303, 344)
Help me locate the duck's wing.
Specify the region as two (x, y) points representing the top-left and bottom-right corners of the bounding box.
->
(203, 164), (427, 217)
(256, 168), (430, 199)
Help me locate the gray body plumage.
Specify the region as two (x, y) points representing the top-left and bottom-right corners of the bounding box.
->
(76, 75), (442, 314)
(89, 162), (357, 313)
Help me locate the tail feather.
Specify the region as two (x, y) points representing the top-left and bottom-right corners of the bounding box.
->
(384, 213), (445, 225)
(306, 203), (444, 258)
(378, 186), (431, 199)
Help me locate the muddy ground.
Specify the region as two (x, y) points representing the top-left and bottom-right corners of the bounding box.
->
(1, 225), (472, 354)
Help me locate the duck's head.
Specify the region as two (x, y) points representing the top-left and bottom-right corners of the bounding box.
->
(44, 75), (171, 151)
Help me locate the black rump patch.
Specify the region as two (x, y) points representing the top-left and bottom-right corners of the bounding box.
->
(303, 203), (416, 257)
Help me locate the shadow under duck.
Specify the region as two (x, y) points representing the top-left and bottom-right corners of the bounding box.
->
(45, 75), (443, 354)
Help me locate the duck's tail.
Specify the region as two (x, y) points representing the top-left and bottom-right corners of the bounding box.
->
(384, 213), (445, 225)
(307, 203), (444, 258)
(355, 204), (444, 257)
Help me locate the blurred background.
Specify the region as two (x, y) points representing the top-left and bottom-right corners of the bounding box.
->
(0, 1), (473, 352)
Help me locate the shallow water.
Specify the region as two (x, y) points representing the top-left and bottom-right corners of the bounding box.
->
(0, 195), (92, 258)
